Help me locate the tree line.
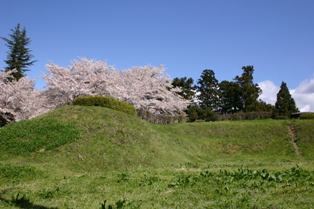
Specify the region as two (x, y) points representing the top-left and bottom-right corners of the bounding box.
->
(1, 23), (299, 125)
(172, 67), (299, 121)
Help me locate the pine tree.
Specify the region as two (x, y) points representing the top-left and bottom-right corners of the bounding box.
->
(197, 69), (221, 111)
(219, 80), (242, 114)
(171, 77), (196, 101)
(1, 23), (36, 80)
(234, 66), (261, 112)
(275, 81), (299, 117)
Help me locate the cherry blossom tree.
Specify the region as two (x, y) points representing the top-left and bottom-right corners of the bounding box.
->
(0, 69), (49, 123)
(112, 65), (188, 115)
(42, 58), (116, 108)
(43, 58), (189, 115)
(1, 58), (188, 126)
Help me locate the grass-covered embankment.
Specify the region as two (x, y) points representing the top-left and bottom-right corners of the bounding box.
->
(0, 105), (313, 208)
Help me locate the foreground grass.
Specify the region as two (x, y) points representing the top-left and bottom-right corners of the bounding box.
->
(0, 106), (313, 208)
(1, 164), (313, 208)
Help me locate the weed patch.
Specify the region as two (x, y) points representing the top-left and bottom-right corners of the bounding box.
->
(100, 198), (142, 209)
(0, 164), (43, 182)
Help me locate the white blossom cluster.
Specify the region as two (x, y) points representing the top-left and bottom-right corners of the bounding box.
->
(0, 58), (188, 124)
(0, 70), (50, 123)
(109, 65), (187, 115)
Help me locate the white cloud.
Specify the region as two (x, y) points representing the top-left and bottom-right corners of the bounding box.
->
(290, 75), (314, 112)
(258, 75), (314, 112)
(258, 80), (279, 105)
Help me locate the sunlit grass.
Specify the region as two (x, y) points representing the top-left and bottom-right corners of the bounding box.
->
(0, 106), (313, 208)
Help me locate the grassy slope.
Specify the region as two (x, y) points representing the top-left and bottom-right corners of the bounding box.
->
(0, 106), (313, 208)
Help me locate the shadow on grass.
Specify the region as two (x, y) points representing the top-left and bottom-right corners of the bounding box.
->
(0, 192), (58, 209)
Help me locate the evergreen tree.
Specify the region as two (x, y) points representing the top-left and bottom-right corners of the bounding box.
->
(275, 81), (299, 117)
(171, 77), (196, 101)
(234, 66), (261, 112)
(197, 69), (221, 112)
(253, 99), (275, 112)
(1, 23), (36, 80)
(219, 80), (242, 114)
(172, 76), (198, 120)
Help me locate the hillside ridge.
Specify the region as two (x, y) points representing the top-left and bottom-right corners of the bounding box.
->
(0, 105), (313, 171)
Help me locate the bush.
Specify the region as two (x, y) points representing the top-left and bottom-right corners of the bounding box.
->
(186, 106), (217, 122)
(73, 96), (136, 115)
(136, 108), (186, 124)
(300, 113), (314, 120)
(216, 111), (272, 121)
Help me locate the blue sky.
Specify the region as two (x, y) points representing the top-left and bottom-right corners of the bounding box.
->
(1, 0), (314, 111)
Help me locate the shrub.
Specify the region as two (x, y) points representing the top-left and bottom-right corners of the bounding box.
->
(136, 108), (186, 124)
(300, 113), (314, 120)
(216, 112), (272, 121)
(186, 106), (217, 122)
(73, 96), (136, 115)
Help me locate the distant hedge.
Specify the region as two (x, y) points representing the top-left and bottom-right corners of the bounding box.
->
(137, 108), (187, 124)
(300, 113), (314, 120)
(217, 111), (272, 121)
(73, 96), (136, 115)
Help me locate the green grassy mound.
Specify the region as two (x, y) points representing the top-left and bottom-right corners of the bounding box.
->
(0, 117), (81, 158)
(0, 105), (313, 208)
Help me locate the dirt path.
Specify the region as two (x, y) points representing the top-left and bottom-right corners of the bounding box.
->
(288, 125), (300, 155)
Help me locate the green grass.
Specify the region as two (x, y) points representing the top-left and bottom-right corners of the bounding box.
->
(0, 117), (81, 158)
(0, 106), (313, 208)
